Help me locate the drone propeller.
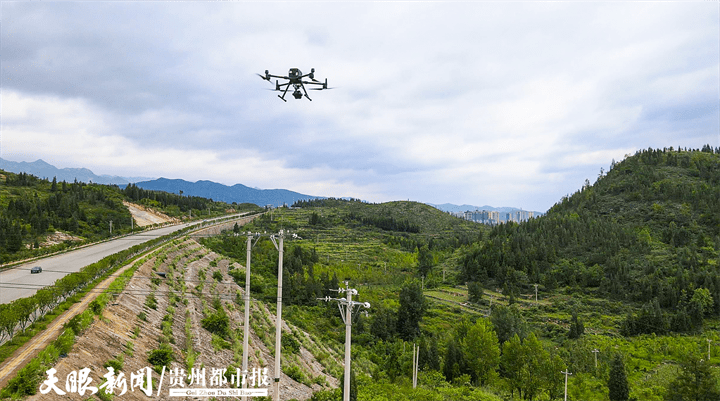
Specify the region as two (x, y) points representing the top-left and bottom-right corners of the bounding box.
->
(309, 87), (336, 90)
(256, 73), (271, 82)
(309, 77), (334, 90)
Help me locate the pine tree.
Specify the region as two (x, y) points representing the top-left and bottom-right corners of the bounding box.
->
(608, 353), (629, 401)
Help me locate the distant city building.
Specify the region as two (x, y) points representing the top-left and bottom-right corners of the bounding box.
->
(451, 208), (538, 225)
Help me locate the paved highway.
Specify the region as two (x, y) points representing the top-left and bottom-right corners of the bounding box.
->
(0, 223), (195, 304)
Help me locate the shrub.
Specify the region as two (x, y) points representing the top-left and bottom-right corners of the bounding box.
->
(282, 334), (301, 355)
(211, 334), (232, 351)
(213, 270), (223, 282)
(202, 310), (230, 338)
(285, 364), (307, 384)
(145, 294), (158, 310)
(104, 355), (124, 372)
(148, 344), (173, 367)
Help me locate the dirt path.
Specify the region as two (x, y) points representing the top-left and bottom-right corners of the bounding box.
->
(0, 260), (137, 389)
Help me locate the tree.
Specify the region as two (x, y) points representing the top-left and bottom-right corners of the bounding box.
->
(690, 287), (714, 317)
(417, 244), (433, 277)
(521, 333), (548, 400)
(568, 311), (585, 339)
(665, 356), (720, 401)
(443, 337), (465, 382)
(542, 352), (567, 401)
(490, 304), (528, 344)
(370, 307), (397, 341)
(396, 279), (426, 341)
(501, 334), (526, 399)
(419, 336), (441, 372)
(608, 353), (629, 401)
(309, 212), (321, 226)
(463, 319), (500, 386)
(467, 282), (484, 304)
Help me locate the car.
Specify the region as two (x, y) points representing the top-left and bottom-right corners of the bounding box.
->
(30, 266), (42, 274)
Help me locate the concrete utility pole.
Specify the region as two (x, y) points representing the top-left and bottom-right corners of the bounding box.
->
(708, 338), (712, 361)
(318, 282), (370, 401)
(242, 233), (259, 389)
(269, 230), (285, 401)
(109, 220), (113, 235)
(562, 370), (572, 401)
(592, 349), (599, 369)
(534, 284), (539, 303)
(412, 343), (420, 388)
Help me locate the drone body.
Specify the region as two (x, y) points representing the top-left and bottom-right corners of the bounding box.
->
(257, 68), (332, 101)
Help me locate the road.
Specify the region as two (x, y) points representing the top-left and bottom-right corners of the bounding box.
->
(0, 259), (138, 389)
(0, 223), (197, 304)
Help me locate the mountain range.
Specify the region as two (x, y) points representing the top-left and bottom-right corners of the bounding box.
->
(129, 178), (320, 207)
(0, 158), (152, 185)
(0, 157), (541, 212)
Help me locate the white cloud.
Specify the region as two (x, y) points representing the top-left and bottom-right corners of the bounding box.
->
(1, 1), (717, 212)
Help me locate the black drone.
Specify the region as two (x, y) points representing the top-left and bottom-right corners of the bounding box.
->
(257, 68), (332, 101)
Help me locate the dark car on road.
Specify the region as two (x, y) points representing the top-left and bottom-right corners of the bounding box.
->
(30, 266), (42, 274)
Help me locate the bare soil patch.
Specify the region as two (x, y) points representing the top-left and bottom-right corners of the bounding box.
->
(123, 201), (179, 227)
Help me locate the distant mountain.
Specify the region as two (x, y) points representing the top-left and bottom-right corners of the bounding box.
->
(132, 178), (321, 207)
(0, 158), (153, 185)
(427, 202), (544, 216)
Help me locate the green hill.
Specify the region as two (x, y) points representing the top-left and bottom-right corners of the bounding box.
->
(0, 170), (257, 264)
(460, 146), (720, 333)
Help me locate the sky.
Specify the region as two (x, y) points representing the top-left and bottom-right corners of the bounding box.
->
(1, 1), (718, 212)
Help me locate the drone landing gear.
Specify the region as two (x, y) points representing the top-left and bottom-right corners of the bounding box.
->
(299, 84), (312, 101)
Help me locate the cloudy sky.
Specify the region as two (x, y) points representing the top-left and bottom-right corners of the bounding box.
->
(2, 1), (718, 212)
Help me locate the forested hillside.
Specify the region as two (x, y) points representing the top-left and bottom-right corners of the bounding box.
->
(0, 171), (252, 264)
(460, 147), (720, 333)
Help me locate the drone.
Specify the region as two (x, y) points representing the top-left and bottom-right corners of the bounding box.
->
(257, 68), (332, 102)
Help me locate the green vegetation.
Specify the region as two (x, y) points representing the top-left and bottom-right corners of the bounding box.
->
(0, 169), (260, 264)
(201, 146), (720, 400)
(4, 146), (717, 400)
